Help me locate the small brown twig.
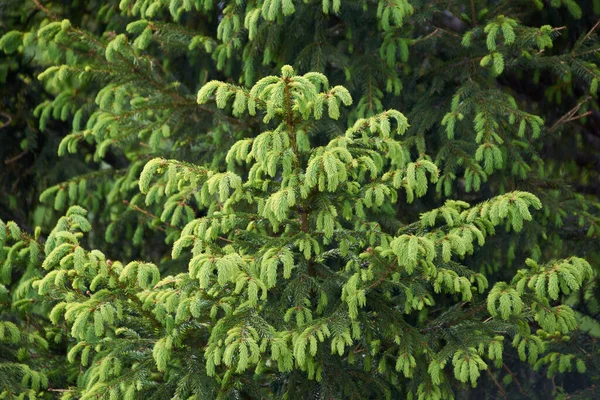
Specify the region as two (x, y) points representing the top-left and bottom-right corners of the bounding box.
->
(123, 199), (168, 228)
(367, 260), (398, 290)
(412, 28), (441, 45)
(5, 151), (28, 165)
(586, 19), (600, 40)
(549, 96), (592, 132)
(574, 19), (600, 52)
(503, 363), (526, 395)
(31, 0), (58, 20)
(0, 111), (12, 129)
(487, 369), (507, 398)
(562, 111), (592, 123)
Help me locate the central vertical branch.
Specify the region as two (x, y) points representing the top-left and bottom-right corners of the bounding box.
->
(283, 77), (314, 276)
(283, 78), (298, 156)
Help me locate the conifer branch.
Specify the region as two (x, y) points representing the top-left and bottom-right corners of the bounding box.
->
(1, 1), (599, 398)
(106, 261), (164, 331)
(573, 19), (600, 52)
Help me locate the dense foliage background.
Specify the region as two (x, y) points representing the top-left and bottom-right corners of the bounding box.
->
(1, 0), (600, 399)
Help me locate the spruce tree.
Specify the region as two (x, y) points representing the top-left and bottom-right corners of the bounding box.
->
(1, 0), (599, 399)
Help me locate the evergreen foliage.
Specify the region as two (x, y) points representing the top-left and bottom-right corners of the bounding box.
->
(1, 0), (600, 398)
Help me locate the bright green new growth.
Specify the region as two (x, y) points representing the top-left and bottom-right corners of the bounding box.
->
(1, 0), (600, 399)
(1, 65), (594, 400)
